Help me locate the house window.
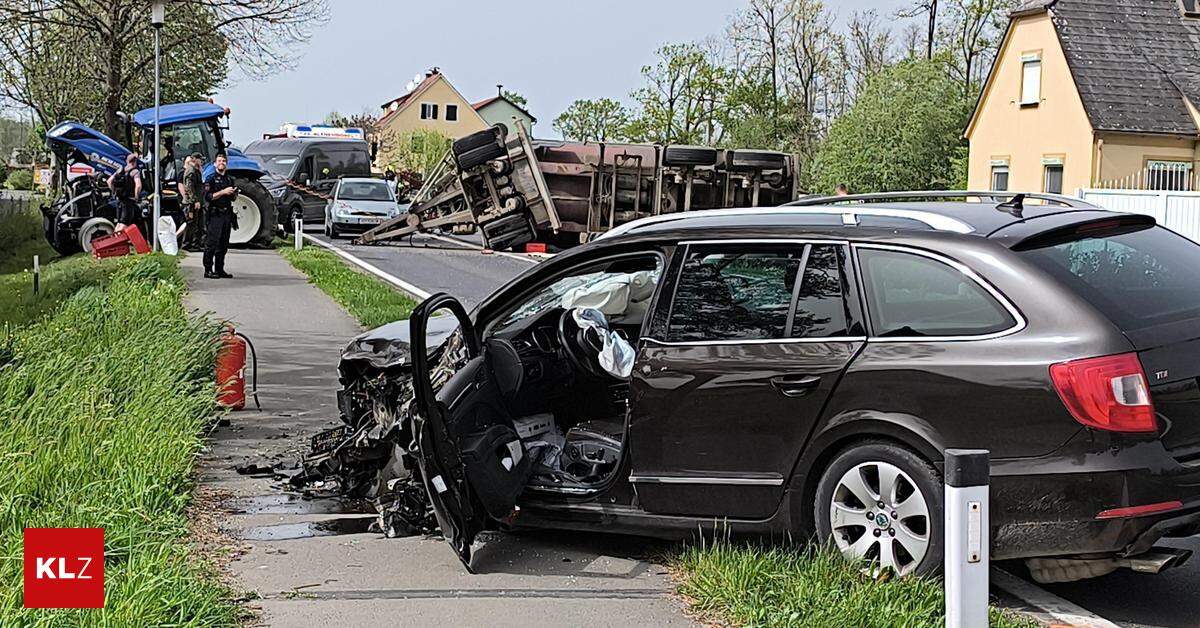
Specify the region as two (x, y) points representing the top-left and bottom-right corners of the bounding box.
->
(420, 103), (438, 120)
(1021, 56), (1041, 106)
(445, 104), (458, 122)
(1183, 0), (1200, 18)
(1148, 160), (1193, 191)
(1044, 163), (1064, 194)
(991, 164), (1010, 191)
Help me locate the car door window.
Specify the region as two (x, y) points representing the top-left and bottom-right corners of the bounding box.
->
(858, 247), (1015, 337)
(792, 244), (853, 338)
(667, 245), (805, 342)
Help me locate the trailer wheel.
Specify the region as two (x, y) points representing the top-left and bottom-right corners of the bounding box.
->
(228, 178), (277, 248)
(663, 145), (718, 167)
(728, 149), (789, 171)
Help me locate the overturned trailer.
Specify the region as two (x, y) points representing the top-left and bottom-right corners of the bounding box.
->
(357, 123), (802, 249)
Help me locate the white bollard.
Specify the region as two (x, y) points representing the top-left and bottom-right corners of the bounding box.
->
(32, 255), (39, 295)
(945, 449), (989, 628)
(294, 218), (303, 251)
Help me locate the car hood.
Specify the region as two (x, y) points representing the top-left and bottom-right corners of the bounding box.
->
(340, 314), (461, 369)
(337, 199), (396, 215)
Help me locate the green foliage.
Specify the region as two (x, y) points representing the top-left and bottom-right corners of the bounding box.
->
(676, 541), (1036, 628)
(0, 256), (239, 625)
(501, 89), (528, 108)
(3, 169), (33, 191)
(552, 98), (632, 142)
(0, 210), (55, 277)
(626, 43), (730, 145)
(278, 240), (417, 328)
(380, 129), (452, 178)
(810, 56), (970, 194)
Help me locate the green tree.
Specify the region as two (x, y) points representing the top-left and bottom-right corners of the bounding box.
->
(501, 89), (528, 108)
(552, 98), (631, 142)
(382, 129), (451, 179)
(810, 56), (968, 194)
(626, 43), (730, 145)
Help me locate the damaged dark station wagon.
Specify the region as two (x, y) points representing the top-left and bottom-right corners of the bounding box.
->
(306, 191), (1200, 582)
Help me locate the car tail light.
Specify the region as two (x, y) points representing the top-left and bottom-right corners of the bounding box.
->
(1049, 352), (1157, 433)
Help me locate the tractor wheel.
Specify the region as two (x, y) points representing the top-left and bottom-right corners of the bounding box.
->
(228, 178), (276, 248)
(77, 217), (115, 253)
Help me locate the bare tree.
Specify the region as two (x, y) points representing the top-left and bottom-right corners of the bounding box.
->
(729, 0), (792, 137)
(898, 0), (938, 60)
(940, 0), (1015, 100)
(0, 0), (329, 137)
(843, 10), (894, 92)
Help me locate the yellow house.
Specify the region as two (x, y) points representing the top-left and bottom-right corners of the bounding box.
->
(376, 68), (489, 164)
(967, 0), (1200, 194)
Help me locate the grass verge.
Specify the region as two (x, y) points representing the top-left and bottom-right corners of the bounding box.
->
(0, 255), (240, 626)
(675, 541), (1036, 628)
(0, 209), (55, 275)
(277, 236), (418, 327)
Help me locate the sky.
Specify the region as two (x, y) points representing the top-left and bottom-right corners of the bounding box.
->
(215, 0), (915, 146)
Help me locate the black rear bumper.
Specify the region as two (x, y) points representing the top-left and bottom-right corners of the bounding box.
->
(991, 434), (1200, 560)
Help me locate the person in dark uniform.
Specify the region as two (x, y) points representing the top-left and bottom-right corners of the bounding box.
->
(203, 153), (239, 279)
(107, 153), (143, 232)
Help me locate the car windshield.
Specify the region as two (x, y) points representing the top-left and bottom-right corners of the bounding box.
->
(255, 154), (298, 178)
(339, 181), (393, 201)
(494, 257), (662, 333)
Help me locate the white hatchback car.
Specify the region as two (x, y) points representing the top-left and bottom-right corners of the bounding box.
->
(324, 177), (404, 238)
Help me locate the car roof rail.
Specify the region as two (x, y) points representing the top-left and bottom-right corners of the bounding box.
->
(784, 190), (1098, 210)
(600, 205), (976, 240)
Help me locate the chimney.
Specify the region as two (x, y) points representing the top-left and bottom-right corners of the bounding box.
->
(497, 84), (503, 97)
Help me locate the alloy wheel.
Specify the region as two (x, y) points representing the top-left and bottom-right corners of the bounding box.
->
(829, 461), (930, 576)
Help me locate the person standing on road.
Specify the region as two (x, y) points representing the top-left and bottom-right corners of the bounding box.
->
(178, 153), (206, 251)
(203, 153), (239, 279)
(108, 153), (143, 232)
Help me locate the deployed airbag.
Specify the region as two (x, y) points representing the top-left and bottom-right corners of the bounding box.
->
(571, 308), (634, 378)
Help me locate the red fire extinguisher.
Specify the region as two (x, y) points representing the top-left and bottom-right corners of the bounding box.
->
(216, 325), (259, 410)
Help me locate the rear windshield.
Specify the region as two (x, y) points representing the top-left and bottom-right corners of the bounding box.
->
(1018, 224), (1200, 331)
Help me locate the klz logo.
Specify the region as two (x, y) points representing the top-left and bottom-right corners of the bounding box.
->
(23, 528), (104, 608)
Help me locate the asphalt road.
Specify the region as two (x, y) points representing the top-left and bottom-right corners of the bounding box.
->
(304, 226), (1200, 628)
(306, 228), (535, 310)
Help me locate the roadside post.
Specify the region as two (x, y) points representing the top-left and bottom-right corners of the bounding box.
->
(150, 1), (165, 252)
(294, 219), (303, 251)
(945, 448), (990, 628)
(32, 255), (39, 295)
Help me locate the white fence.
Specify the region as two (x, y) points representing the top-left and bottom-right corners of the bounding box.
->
(1076, 188), (1200, 243)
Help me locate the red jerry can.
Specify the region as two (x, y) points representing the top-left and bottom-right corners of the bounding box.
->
(216, 327), (247, 409)
(122, 224), (151, 254)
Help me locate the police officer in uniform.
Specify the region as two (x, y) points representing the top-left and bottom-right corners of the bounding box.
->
(203, 153), (239, 278)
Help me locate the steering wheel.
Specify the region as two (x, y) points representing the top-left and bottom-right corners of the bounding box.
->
(557, 308), (609, 379)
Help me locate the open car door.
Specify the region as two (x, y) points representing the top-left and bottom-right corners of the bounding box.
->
(408, 293), (533, 572)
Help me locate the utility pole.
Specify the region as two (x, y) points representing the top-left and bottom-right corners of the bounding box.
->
(151, 1), (165, 252)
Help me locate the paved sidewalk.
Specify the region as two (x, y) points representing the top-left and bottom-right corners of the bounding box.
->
(183, 249), (693, 627)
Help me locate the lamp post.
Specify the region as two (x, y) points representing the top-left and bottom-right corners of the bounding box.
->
(151, 0), (165, 252)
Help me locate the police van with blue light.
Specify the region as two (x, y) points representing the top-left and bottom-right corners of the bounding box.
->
(244, 124), (375, 225)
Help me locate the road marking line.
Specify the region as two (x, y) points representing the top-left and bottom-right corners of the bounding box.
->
(422, 232), (544, 264)
(301, 233), (433, 300)
(990, 568), (1120, 628)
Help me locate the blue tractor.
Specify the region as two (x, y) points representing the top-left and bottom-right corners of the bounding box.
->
(42, 101), (277, 254)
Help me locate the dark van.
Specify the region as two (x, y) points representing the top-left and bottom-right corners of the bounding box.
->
(244, 137), (373, 223)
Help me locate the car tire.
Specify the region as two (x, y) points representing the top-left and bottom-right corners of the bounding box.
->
(814, 441), (942, 577)
(663, 145), (718, 167)
(329, 223), (340, 239)
(728, 149), (789, 171)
